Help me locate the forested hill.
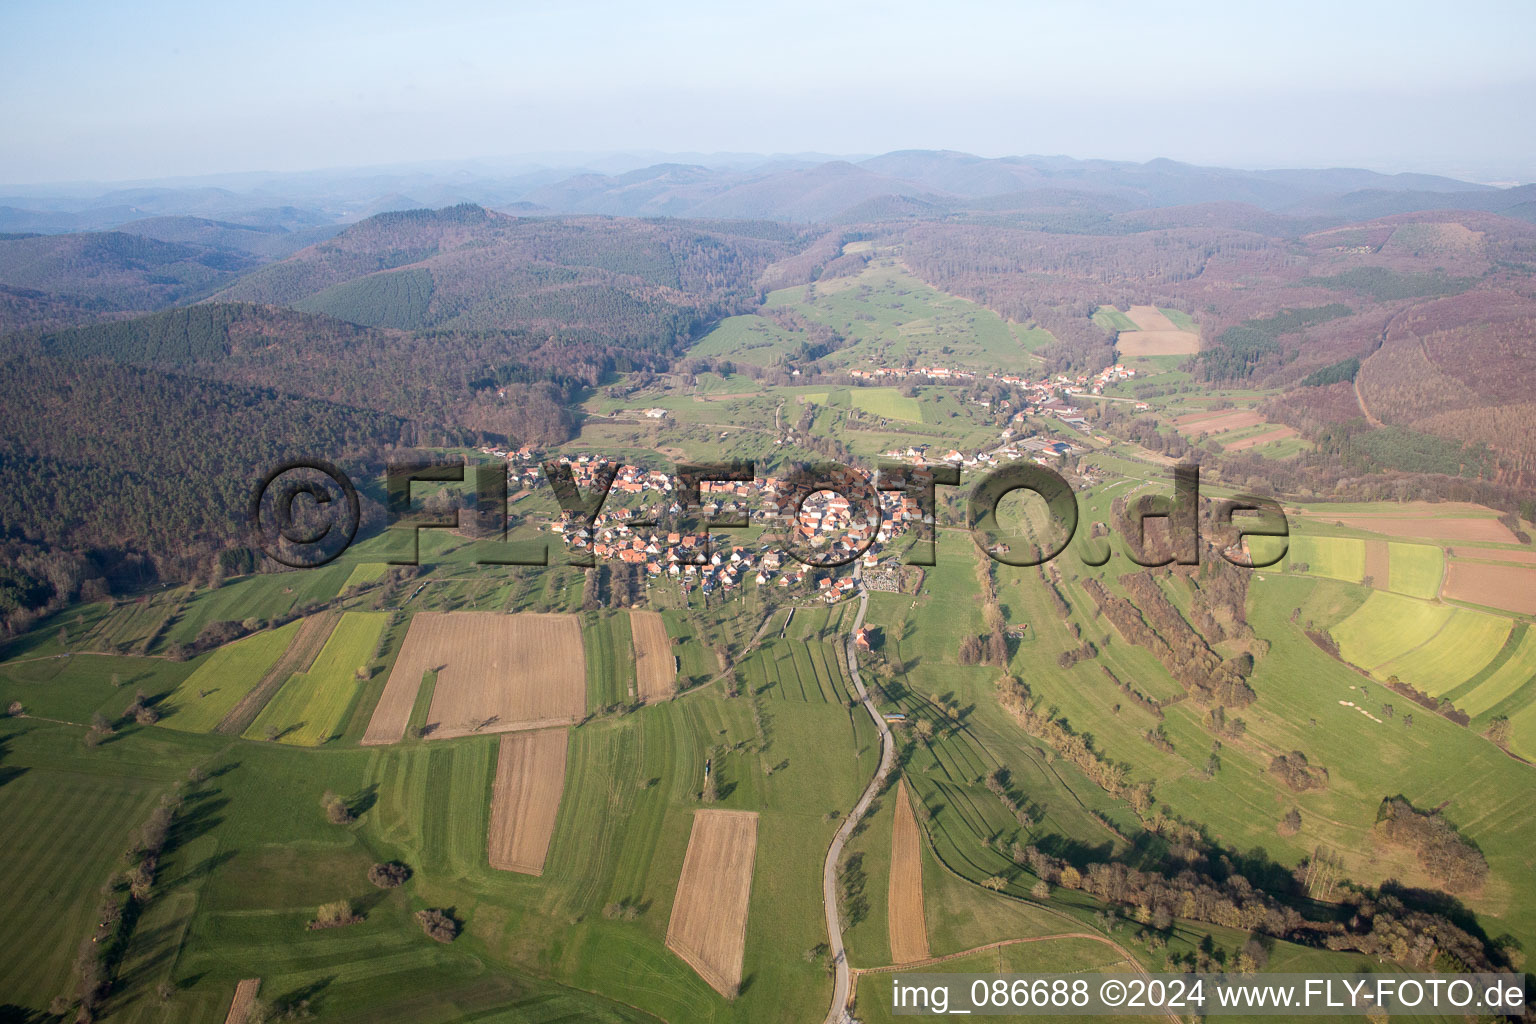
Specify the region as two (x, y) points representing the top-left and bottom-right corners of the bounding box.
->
(0, 231), (258, 331)
(0, 353), (420, 590)
(209, 204), (804, 340)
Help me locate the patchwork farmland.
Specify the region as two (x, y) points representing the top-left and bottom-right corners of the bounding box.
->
(216, 612), (339, 735)
(158, 619), (305, 733)
(487, 728), (569, 875)
(666, 809), (758, 997)
(1104, 304), (1200, 356)
(363, 612), (585, 744)
(244, 611), (387, 745)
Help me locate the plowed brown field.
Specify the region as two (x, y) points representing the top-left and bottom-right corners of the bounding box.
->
(362, 612), (585, 745)
(223, 979), (261, 1024)
(1443, 561), (1536, 615)
(666, 809), (758, 997)
(487, 728), (569, 875)
(888, 780), (929, 964)
(630, 609), (676, 701)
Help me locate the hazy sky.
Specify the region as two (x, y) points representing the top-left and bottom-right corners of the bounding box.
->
(3, 0), (1534, 184)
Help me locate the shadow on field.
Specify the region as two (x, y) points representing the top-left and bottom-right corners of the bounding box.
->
(0, 733), (27, 790)
(271, 976), (335, 1018)
(346, 782), (379, 817)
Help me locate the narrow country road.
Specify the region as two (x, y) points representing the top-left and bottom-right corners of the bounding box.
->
(821, 587), (895, 1024)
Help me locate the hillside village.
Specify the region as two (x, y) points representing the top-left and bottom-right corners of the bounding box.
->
(474, 379), (1100, 598)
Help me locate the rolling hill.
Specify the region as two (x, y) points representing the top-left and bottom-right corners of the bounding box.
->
(208, 204), (800, 337)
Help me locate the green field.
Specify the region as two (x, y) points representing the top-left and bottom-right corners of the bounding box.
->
(1286, 535), (1366, 583)
(738, 605), (854, 703)
(1375, 608), (1510, 695)
(1330, 590), (1453, 670)
(1159, 307), (1198, 332)
(246, 612), (388, 745)
(1387, 542), (1444, 599)
(0, 766), (162, 1008)
(1451, 625), (1536, 718)
(756, 258), (1049, 374)
(0, 651), (195, 725)
(584, 609), (637, 708)
(342, 562), (391, 592)
(1091, 306), (1137, 332)
(158, 619), (303, 732)
(686, 313), (804, 367)
(851, 387), (923, 422)
(165, 566), (350, 648)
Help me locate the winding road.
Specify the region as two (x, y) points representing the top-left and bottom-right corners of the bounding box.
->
(821, 587), (895, 1024)
(817, 588), (1174, 1024)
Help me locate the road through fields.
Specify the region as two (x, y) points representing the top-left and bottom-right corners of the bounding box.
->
(822, 586), (895, 1024)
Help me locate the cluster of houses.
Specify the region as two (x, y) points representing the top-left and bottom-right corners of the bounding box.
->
(845, 362), (1139, 402)
(465, 450), (935, 601)
(464, 358), (1144, 598)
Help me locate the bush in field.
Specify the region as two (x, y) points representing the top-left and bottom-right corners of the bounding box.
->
(308, 899), (361, 929)
(368, 862), (411, 888)
(415, 908), (459, 943)
(320, 790), (354, 825)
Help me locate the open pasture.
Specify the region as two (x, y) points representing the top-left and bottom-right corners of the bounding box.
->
(630, 609), (677, 701)
(0, 766), (160, 1009)
(487, 728), (570, 875)
(341, 562), (389, 592)
(736, 607), (851, 703)
(887, 780), (929, 965)
(363, 611), (585, 744)
(666, 809), (758, 997)
(850, 387), (922, 421)
(760, 259), (1048, 373)
(244, 611), (386, 745)
(1443, 560), (1536, 615)
(158, 619), (303, 733)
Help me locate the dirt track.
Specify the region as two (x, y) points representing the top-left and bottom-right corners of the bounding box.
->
(666, 809), (758, 997)
(487, 728), (569, 875)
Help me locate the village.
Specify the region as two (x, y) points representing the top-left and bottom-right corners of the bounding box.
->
(471, 364), (1122, 601)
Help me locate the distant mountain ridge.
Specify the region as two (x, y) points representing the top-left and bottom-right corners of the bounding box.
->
(0, 150), (1523, 234)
